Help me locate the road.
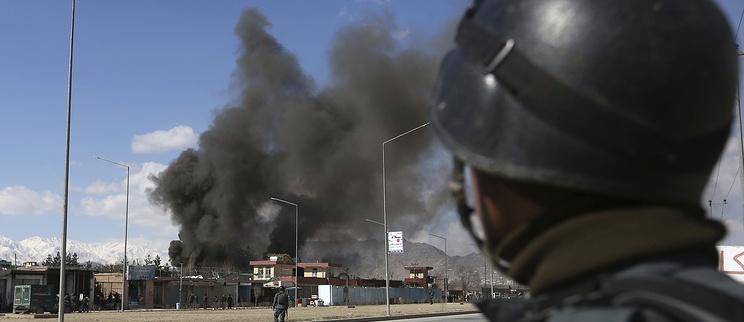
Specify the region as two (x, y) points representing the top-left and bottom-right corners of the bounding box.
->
(392, 313), (487, 322)
(0, 304), (481, 322)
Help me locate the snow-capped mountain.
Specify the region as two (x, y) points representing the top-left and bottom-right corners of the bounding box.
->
(0, 235), (168, 265)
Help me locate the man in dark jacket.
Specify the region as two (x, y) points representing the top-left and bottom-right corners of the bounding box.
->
(431, 0), (744, 321)
(272, 287), (289, 322)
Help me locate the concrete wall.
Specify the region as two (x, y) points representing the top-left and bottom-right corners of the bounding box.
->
(318, 286), (441, 306)
(0, 274), (9, 312)
(160, 283), (243, 309)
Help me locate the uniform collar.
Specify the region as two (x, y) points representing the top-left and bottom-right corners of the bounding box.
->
(495, 207), (724, 294)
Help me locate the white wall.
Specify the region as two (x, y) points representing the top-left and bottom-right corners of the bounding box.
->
(317, 285), (441, 306)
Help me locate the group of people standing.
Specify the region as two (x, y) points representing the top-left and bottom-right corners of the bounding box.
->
(187, 293), (235, 310)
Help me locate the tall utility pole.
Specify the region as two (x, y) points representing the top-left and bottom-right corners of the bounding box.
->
(483, 257), (487, 296)
(382, 122), (429, 316)
(270, 197), (299, 304)
(96, 157), (130, 312)
(735, 9), (744, 226)
(179, 262), (183, 309)
(736, 79), (744, 225)
(490, 266), (494, 299)
(58, 1), (76, 321)
(428, 234), (447, 303)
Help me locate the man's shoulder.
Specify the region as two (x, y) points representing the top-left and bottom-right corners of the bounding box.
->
(479, 263), (744, 321)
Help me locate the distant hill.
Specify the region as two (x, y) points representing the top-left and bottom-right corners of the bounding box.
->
(300, 239), (513, 290)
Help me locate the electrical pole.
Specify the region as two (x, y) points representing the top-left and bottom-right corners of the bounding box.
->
(58, 1), (76, 321)
(382, 122), (429, 316)
(179, 262), (183, 309)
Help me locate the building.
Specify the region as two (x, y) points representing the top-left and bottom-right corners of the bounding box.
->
(249, 254), (299, 289)
(0, 266), (94, 313)
(403, 266), (434, 288)
(300, 262), (342, 279)
(93, 266), (252, 309)
(248, 255), (411, 304)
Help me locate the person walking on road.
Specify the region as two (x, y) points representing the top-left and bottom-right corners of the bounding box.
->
(272, 287), (289, 322)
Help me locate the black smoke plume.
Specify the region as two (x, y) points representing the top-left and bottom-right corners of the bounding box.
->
(150, 8), (450, 267)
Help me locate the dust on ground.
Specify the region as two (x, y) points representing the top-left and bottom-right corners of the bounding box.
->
(0, 303), (477, 321)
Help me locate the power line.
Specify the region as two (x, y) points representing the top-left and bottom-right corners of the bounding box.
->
(711, 161), (722, 201)
(721, 201), (727, 220)
(736, 5), (744, 41)
(725, 163), (741, 200)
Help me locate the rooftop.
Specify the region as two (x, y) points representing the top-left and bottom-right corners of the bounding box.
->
(404, 266), (434, 272)
(298, 262), (342, 268)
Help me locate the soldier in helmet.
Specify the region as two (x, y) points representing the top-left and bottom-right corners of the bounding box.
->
(431, 0), (743, 321)
(272, 286), (289, 322)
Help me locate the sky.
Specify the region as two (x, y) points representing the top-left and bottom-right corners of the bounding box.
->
(0, 0), (743, 257)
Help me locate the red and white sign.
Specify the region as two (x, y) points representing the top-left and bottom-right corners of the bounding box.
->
(718, 246), (744, 283)
(388, 231), (404, 254)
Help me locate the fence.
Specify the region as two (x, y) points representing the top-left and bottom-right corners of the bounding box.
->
(318, 285), (441, 306)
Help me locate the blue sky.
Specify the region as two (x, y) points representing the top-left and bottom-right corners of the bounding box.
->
(0, 0), (743, 256)
(0, 0), (469, 252)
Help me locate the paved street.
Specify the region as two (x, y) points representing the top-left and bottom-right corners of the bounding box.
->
(0, 304), (479, 321)
(394, 313), (487, 322)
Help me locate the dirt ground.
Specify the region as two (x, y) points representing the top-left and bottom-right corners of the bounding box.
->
(0, 303), (477, 322)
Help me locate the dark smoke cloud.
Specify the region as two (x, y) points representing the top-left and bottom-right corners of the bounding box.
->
(150, 8), (450, 267)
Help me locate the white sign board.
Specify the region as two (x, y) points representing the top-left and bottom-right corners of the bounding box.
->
(718, 246), (744, 283)
(388, 231), (404, 253)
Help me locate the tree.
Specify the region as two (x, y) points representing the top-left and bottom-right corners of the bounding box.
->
(42, 254), (54, 266)
(70, 253), (79, 266)
(456, 268), (481, 292)
(53, 252), (62, 266)
(144, 254), (153, 265)
(153, 255), (163, 276)
(64, 252), (79, 266)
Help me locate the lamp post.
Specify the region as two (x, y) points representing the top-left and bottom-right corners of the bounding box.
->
(58, 1), (76, 321)
(381, 122), (429, 316)
(179, 262), (183, 309)
(97, 156), (129, 312)
(428, 233), (447, 303)
(490, 266), (495, 299)
(270, 197), (299, 304)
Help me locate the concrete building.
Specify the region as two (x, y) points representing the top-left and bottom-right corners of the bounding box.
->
(0, 265), (94, 313)
(403, 266), (434, 288)
(93, 266), (251, 309)
(301, 262), (342, 278)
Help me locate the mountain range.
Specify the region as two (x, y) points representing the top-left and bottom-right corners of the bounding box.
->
(0, 235), (168, 265)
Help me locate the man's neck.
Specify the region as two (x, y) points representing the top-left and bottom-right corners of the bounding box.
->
(497, 207), (723, 294)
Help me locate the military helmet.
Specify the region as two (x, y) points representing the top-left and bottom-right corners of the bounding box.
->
(432, 0), (739, 205)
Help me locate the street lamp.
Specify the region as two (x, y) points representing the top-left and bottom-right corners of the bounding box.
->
(381, 122), (429, 316)
(58, 1), (76, 321)
(270, 197), (299, 304)
(428, 233), (447, 303)
(97, 156), (130, 312)
(179, 262), (183, 310)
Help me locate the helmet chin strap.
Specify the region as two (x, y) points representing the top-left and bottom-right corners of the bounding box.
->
(450, 157), (511, 272)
